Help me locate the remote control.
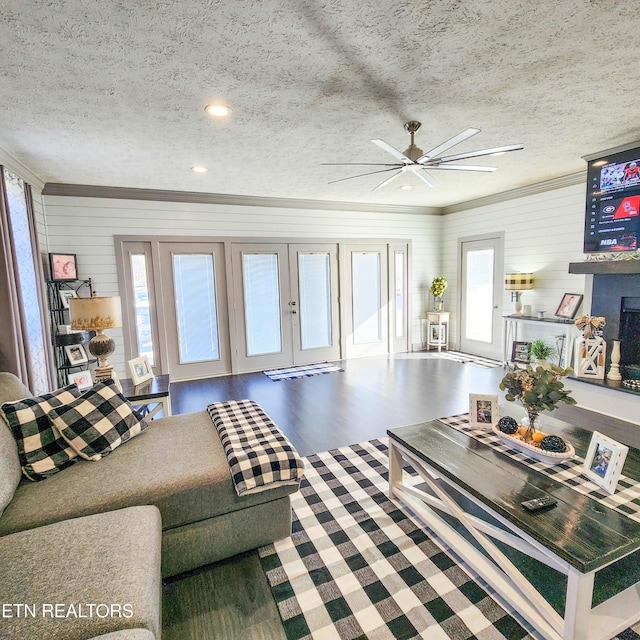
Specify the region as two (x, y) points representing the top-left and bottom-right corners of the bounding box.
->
(521, 496), (557, 512)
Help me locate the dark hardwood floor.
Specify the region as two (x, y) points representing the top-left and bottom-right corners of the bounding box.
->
(170, 353), (508, 457)
(162, 353), (640, 639)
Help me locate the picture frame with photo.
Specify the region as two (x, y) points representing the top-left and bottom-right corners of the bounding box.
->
(67, 370), (93, 390)
(555, 293), (584, 320)
(49, 253), (78, 282)
(64, 344), (88, 366)
(128, 355), (154, 386)
(430, 324), (447, 345)
(58, 289), (78, 309)
(511, 341), (531, 364)
(469, 393), (499, 427)
(582, 431), (629, 494)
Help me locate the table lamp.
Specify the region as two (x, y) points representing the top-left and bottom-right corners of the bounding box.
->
(70, 294), (123, 384)
(504, 273), (533, 316)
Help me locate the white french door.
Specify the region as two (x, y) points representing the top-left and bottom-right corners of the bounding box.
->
(459, 236), (503, 359)
(231, 243), (340, 372)
(159, 243), (231, 380)
(343, 244), (389, 358)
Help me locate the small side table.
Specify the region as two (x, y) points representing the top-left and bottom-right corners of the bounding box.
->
(121, 374), (171, 420)
(426, 311), (449, 351)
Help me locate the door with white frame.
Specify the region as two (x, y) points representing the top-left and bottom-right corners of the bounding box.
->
(159, 243), (231, 380)
(231, 243), (340, 372)
(459, 235), (504, 360)
(342, 244), (389, 358)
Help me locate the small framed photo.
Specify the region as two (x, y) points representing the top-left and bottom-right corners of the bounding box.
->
(555, 293), (583, 320)
(511, 341), (531, 364)
(582, 431), (629, 494)
(469, 394), (499, 427)
(49, 253), (78, 281)
(67, 370), (93, 390)
(430, 324), (447, 344)
(128, 355), (154, 386)
(64, 344), (88, 365)
(59, 289), (78, 309)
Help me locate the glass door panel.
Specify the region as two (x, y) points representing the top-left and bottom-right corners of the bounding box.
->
(299, 253), (331, 349)
(242, 253), (282, 356)
(352, 252), (382, 344)
(173, 254), (220, 363)
(390, 243), (409, 353)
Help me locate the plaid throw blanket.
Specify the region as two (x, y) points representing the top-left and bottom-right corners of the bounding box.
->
(207, 399), (304, 496)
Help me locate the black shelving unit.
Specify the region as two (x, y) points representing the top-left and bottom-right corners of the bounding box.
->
(46, 279), (96, 387)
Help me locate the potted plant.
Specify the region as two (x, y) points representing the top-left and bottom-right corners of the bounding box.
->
(527, 339), (557, 367)
(499, 364), (576, 441)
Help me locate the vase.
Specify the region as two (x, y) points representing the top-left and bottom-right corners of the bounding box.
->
(521, 407), (540, 443)
(433, 295), (443, 311)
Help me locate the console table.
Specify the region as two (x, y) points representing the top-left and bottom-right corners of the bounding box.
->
(120, 374), (171, 420)
(388, 414), (640, 640)
(503, 315), (577, 367)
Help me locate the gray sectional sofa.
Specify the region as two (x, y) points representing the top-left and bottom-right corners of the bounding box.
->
(0, 372), (299, 639)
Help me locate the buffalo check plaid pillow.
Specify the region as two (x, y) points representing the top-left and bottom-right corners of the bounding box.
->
(207, 399), (304, 496)
(48, 379), (148, 461)
(2, 385), (81, 481)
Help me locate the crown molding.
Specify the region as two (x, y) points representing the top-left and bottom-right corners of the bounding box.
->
(42, 183), (441, 216)
(441, 172), (586, 215)
(0, 146), (46, 191)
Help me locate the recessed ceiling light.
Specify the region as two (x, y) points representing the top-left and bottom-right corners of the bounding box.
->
(400, 185), (412, 190)
(205, 104), (232, 117)
(491, 151), (506, 157)
(192, 165), (208, 173)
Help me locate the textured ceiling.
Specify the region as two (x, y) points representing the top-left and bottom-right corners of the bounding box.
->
(1, 0), (639, 208)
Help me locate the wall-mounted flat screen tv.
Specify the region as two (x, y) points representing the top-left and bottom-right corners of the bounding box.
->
(584, 145), (640, 253)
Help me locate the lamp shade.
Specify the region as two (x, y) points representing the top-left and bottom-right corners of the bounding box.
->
(70, 296), (123, 331)
(504, 273), (534, 291)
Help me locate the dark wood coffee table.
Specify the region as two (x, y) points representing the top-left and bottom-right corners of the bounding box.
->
(387, 416), (640, 640)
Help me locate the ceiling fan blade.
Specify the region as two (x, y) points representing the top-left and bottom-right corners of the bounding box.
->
(433, 144), (524, 164)
(328, 167), (401, 185)
(417, 128), (481, 163)
(371, 139), (413, 163)
(322, 162), (402, 166)
(414, 169), (438, 188)
(427, 164), (497, 172)
(373, 170), (403, 191)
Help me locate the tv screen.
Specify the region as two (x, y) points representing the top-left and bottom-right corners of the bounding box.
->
(584, 145), (640, 253)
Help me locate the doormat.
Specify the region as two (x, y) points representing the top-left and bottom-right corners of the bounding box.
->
(263, 362), (343, 381)
(258, 440), (640, 640)
(429, 350), (502, 368)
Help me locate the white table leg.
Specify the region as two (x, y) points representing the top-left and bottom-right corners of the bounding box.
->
(564, 567), (594, 640)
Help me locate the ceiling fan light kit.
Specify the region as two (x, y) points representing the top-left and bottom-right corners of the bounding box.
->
(324, 121), (524, 190)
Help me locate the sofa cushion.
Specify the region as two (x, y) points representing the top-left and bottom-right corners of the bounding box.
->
(0, 413), (21, 517)
(49, 379), (148, 460)
(1, 383), (80, 481)
(0, 505), (161, 640)
(0, 410), (298, 537)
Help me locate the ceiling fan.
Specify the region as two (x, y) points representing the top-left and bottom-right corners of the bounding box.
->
(323, 121), (524, 190)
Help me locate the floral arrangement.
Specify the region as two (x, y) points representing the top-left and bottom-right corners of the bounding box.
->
(429, 276), (447, 298)
(499, 364), (576, 430)
(574, 315), (606, 339)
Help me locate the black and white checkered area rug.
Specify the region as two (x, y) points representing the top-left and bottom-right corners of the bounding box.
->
(259, 439), (532, 639)
(259, 439), (640, 640)
(428, 351), (502, 368)
(264, 362), (344, 381)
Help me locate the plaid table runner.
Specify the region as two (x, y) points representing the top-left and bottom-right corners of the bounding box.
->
(207, 399), (304, 496)
(440, 413), (640, 524)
